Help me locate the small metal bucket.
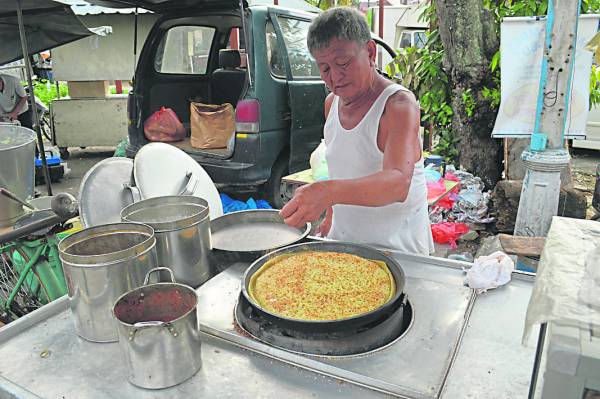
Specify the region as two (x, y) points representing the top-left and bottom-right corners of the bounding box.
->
(113, 267), (201, 389)
(58, 223), (158, 342)
(121, 196), (212, 288)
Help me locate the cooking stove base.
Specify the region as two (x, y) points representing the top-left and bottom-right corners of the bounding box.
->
(235, 293), (413, 357)
(197, 263), (474, 399)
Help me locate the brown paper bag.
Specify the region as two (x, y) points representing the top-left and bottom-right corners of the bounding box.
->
(190, 102), (235, 149)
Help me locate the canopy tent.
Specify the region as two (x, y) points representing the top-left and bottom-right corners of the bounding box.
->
(0, 0), (104, 66)
(1, 0), (105, 196)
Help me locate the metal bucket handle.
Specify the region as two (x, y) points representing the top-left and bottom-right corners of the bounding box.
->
(123, 183), (142, 203)
(127, 267), (180, 342)
(143, 267), (175, 285)
(129, 321), (180, 341)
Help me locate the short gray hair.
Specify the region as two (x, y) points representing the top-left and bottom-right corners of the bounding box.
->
(307, 7), (371, 55)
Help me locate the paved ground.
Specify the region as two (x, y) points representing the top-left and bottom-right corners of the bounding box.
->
(572, 147), (600, 176)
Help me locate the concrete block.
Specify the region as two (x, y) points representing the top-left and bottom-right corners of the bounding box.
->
(67, 81), (109, 98)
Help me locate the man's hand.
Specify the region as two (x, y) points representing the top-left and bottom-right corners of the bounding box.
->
(280, 181), (332, 228)
(7, 112), (18, 121)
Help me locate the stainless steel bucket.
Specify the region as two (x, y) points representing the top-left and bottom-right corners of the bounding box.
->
(0, 125), (36, 227)
(121, 196), (212, 288)
(113, 267), (201, 389)
(58, 223), (158, 342)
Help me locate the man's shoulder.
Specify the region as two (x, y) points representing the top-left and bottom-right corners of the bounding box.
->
(0, 74), (20, 88)
(387, 85), (417, 106)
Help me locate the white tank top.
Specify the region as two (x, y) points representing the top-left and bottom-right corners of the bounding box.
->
(324, 83), (434, 255)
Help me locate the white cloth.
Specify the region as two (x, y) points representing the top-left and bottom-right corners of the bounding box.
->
(0, 74), (27, 117)
(324, 83), (434, 255)
(465, 251), (514, 293)
(522, 217), (600, 344)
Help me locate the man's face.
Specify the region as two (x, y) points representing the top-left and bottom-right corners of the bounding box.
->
(312, 38), (376, 101)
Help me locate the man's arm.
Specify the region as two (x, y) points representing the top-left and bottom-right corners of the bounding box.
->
(7, 96), (27, 119)
(281, 90), (421, 227)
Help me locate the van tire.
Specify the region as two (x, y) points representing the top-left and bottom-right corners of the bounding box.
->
(262, 156), (288, 210)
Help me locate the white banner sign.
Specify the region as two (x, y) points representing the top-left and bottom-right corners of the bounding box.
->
(492, 15), (599, 139)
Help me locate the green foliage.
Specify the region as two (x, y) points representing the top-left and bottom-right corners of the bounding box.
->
(461, 89), (476, 118)
(590, 64), (600, 106)
(389, 0), (600, 163)
(32, 81), (68, 106)
(305, 0), (357, 10)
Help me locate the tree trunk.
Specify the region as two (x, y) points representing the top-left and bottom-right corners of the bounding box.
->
(435, 0), (502, 188)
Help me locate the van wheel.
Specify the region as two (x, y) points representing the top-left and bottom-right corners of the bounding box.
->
(262, 156), (289, 210)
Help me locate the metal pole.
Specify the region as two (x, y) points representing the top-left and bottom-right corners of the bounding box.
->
(378, 0), (384, 68)
(133, 7), (139, 72)
(514, 0), (580, 237)
(239, 0), (252, 86)
(16, 0), (52, 196)
(527, 323), (548, 399)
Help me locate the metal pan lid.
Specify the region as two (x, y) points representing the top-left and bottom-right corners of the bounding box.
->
(79, 157), (137, 228)
(210, 209), (311, 253)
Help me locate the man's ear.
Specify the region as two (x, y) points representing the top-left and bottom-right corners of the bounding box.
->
(366, 40), (377, 66)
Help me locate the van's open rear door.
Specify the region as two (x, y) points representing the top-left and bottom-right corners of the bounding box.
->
(269, 10), (326, 174)
(86, 0), (244, 12)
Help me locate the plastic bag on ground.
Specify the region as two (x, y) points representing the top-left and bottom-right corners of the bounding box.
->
(431, 222), (469, 248)
(220, 193), (272, 214)
(427, 179), (455, 210)
(310, 139), (329, 181)
(143, 107), (186, 142)
(465, 251), (514, 293)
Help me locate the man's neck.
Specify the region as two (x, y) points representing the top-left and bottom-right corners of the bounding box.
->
(340, 73), (387, 110)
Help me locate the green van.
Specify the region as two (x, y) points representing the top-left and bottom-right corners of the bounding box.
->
(91, 0), (395, 207)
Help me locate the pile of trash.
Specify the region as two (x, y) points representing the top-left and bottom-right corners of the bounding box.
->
(427, 164), (494, 248)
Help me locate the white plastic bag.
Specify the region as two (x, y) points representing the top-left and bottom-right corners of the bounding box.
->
(310, 139), (329, 181)
(465, 251), (514, 293)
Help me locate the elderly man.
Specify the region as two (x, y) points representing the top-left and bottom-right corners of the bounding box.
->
(280, 7), (433, 255)
(0, 73), (31, 129)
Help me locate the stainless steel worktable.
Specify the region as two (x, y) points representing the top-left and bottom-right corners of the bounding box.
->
(0, 251), (537, 399)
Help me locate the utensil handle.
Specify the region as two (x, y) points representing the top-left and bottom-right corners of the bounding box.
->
(179, 172), (199, 196)
(143, 267), (176, 285)
(0, 187), (36, 210)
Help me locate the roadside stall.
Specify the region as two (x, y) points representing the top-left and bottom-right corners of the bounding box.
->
(0, 144), (545, 399)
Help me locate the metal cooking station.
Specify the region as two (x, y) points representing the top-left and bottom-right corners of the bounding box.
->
(0, 247), (537, 399)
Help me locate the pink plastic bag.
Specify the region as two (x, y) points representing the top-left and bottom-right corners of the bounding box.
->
(431, 222), (469, 248)
(143, 107), (186, 142)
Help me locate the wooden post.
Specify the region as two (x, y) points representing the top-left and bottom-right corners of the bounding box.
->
(514, 0), (580, 238)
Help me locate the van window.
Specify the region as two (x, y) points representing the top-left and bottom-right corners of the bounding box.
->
(154, 26), (216, 74)
(266, 21), (286, 78)
(276, 17), (320, 79)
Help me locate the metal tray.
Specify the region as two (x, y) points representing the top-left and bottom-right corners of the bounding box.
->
(210, 209), (311, 253)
